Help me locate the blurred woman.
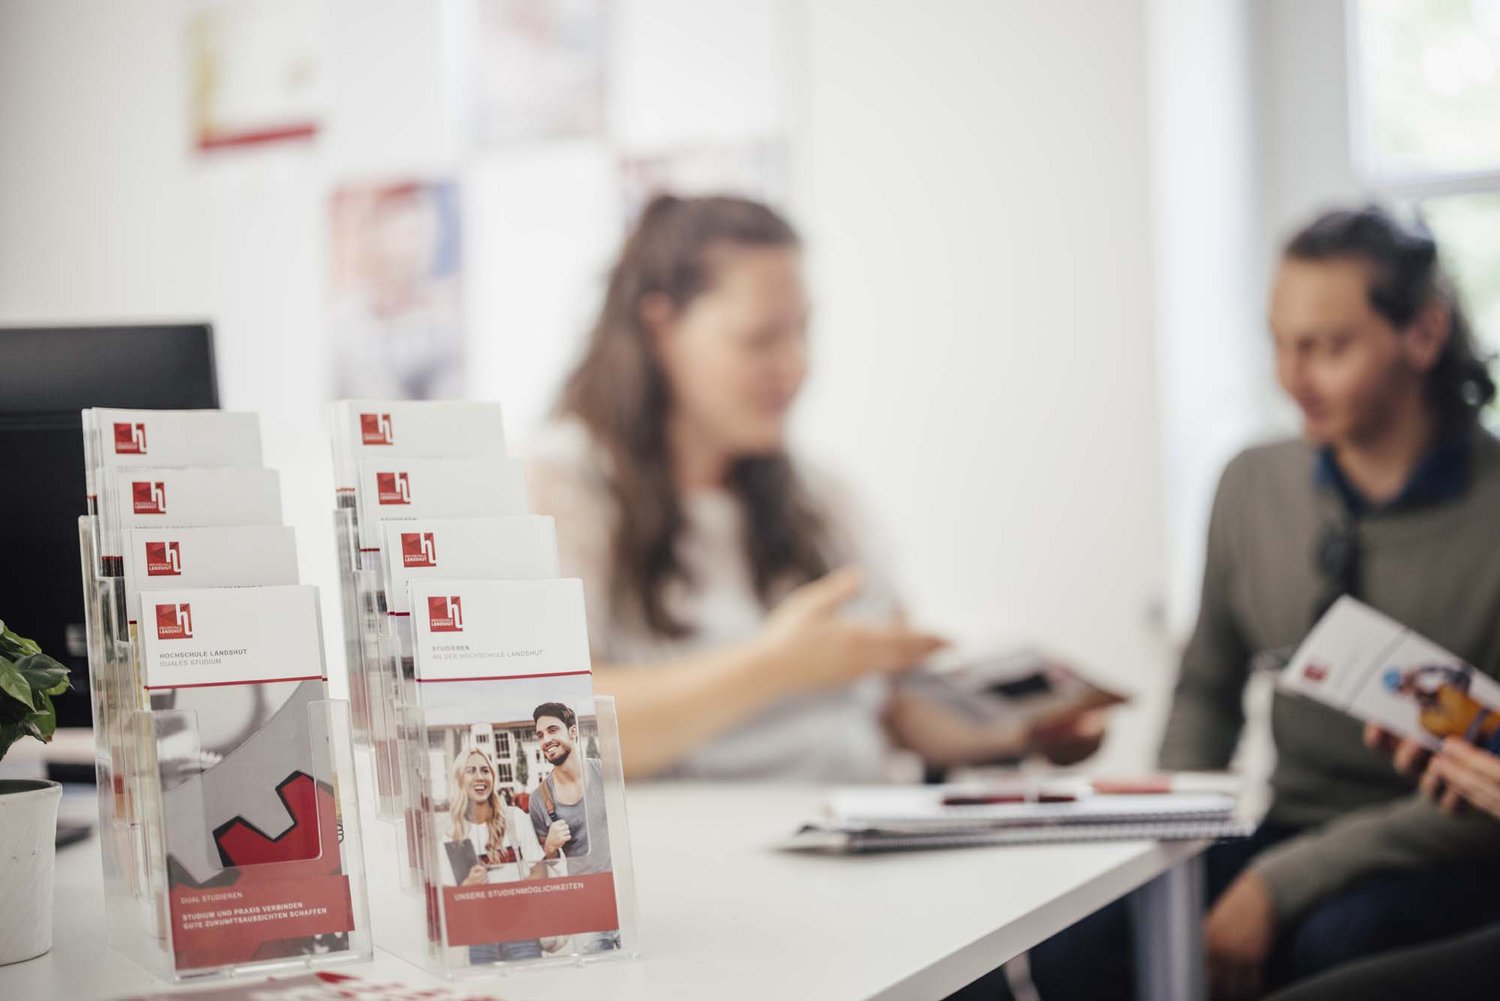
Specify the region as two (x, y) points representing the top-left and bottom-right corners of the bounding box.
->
(527, 195), (1102, 780)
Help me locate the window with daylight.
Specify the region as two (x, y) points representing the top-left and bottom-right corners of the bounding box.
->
(1352, 0), (1500, 359)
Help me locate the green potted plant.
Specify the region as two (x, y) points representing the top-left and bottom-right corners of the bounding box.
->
(0, 618), (71, 966)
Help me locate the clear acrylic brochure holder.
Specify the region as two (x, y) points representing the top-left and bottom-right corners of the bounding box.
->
(333, 506), (410, 816)
(368, 695), (640, 979)
(81, 515), (373, 983)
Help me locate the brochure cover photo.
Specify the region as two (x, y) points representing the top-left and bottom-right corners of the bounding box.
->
(408, 579), (620, 959)
(138, 585), (356, 972)
(1282, 596), (1500, 752)
(424, 687), (617, 957)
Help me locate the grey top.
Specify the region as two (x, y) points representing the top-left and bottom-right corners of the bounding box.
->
(530, 757), (611, 876)
(1159, 432), (1500, 920)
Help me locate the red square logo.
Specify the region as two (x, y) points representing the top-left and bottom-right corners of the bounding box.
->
(113, 422), (147, 455)
(132, 481), (167, 515)
(376, 471), (411, 505)
(1302, 663), (1329, 684)
(401, 532), (437, 567)
(144, 541), (182, 576)
(155, 603), (193, 640)
(427, 595), (463, 632)
(360, 413), (394, 446)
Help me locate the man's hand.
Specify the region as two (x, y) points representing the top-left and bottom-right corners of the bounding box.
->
(544, 819), (572, 856)
(1363, 722), (1432, 777)
(1205, 870), (1277, 1001)
(1424, 739), (1500, 821)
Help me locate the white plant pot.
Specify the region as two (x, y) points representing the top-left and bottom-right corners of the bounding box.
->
(0, 779), (62, 965)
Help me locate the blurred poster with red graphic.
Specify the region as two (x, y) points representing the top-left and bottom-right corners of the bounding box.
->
(187, 0), (323, 152)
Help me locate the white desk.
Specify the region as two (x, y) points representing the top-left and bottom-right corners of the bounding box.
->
(4, 784), (1206, 1000)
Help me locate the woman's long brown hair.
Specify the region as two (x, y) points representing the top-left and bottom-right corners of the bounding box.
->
(558, 195), (830, 638)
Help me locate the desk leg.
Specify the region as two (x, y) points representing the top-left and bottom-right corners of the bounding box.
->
(1128, 854), (1205, 1001)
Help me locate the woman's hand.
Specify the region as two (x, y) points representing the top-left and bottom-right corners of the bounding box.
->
(1030, 710), (1108, 766)
(880, 690), (1029, 766)
(880, 695), (1110, 768)
(755, 567), (947, 696)
(1422, 739), (1500, 821)
(461, 864), (488, 886)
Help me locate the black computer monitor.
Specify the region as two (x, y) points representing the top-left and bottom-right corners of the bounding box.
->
(0, 324), (219, 730)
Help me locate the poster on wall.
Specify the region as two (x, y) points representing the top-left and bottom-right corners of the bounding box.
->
(468, 0), (606, 144)
(187, 0), (324, 152)
(619, 141), (785, 222)
(327, 181), (465, 401)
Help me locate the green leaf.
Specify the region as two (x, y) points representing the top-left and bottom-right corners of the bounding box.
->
(15, 653), (71, 697)
(30, 690), (57, 740)
(0, 624), (67, 762)
(0, 656), (34, 710)
(0, 627), (42, 660)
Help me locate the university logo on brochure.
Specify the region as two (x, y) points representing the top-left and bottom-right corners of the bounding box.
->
(360, 412), (394, 446)
(144, 541), (182, 576)
(155, 603), (193, 640)
(113, 421), (147, 455)
(132, 481), (167, 515)
(427, 595), (464, 633)
(400, 531), (438, 568)
(376, 471), (412, 505)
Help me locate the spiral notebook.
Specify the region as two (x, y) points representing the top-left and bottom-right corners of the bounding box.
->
(779, 784), (1252, 854)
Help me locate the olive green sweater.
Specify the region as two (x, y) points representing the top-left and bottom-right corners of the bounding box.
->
(1159, 432), (1500, 921)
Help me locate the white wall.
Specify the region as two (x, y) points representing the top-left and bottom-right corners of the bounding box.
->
(1, 0), (1170, 768)
(1146, 0), (1265, 641)
(788, 1), (1167, 769)
(1256, 0), (1363, 265)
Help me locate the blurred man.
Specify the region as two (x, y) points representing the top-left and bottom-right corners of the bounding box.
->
(528, 701), (619, 954)
(1012, 207), (1500, 1000)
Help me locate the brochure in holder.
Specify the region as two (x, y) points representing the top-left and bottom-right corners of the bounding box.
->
(324, 399), (642, 978)
(375, 694), (640, 977)
(80, 514), (372, 983)
(372, 580), (635, 974)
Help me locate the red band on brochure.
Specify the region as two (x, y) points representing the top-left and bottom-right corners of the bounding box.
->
(442, 871), (618, 947)
(171, 873), (353, 969)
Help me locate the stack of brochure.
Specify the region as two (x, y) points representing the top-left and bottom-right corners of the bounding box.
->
(81, 408), (368, 978)
(781, 778), (1252, 854)
(326, 401), (526, 752)
(326, 400), (629, 974)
